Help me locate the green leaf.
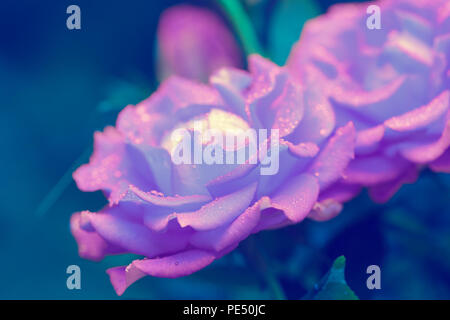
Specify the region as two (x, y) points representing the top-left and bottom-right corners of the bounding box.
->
(268, 0), (321, 65)
(306, 256), (359, 300)
(217, 0), (264, 57)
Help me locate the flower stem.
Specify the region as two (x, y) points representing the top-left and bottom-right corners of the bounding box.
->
(216, 0), (265, 57)
(35, 146), (92, 217)
(242, 237), (286, 300)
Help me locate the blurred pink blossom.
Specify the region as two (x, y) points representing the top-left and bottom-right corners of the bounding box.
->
(287, 0), (450, 203)
(157, 5), (243, 82)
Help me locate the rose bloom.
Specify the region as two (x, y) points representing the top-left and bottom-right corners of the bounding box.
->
(156, 5), (242, 83)
(71, 55), (355, 295)
(287, 0), (450, 203)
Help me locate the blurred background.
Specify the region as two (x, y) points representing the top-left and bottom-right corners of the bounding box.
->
(1, 0), (449, 299)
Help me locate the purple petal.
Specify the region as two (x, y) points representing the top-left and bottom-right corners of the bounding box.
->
(307, 199), (343, 222)
(270, 173), (319, 223)
(132, 250), (216, 278)
(70, 212), (123, 261)
(318, 181), (362, 203)
(401, 113), (450, 163)
(88, 209), (191, 258)
(73, 127), (162, 205)
(210, 67), (252, 120)
(123, 184), (211, 207)
(176, 182), (257, 231)
(256, 142), (313, 197)
(189, 198), (263, 252)
(384, 90), (449, 132)
(430, 149), (450, 172)
(400, 116), (450, 163)
(307, 122), (356, 189)
(285, 141), (320, 158)
(344, 154), (410, 186)
(368, 164), (419, 203)
(285, 66), (336, 145)
(106, 265), (146, 296)
(355, 125), (385, 150)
